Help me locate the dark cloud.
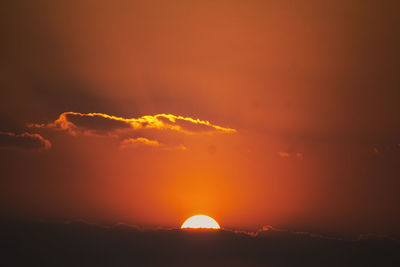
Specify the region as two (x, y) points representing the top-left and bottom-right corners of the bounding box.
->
(64, 112), (131, 134)
(2, 220), (399, 267)
(0, 132), (51, 151)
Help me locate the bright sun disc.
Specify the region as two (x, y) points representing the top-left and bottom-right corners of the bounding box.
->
(181, 215), (220, 229)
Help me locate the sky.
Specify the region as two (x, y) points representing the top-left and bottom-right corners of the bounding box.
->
(0, 0), (399, 235)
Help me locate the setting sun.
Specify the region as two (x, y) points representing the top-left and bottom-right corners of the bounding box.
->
(181, 215), (220, 229)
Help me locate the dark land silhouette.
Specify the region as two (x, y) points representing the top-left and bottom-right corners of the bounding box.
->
(2, 220), (399, 267)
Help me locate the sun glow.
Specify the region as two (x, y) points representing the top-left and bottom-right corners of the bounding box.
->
(181, 215), (220, 229)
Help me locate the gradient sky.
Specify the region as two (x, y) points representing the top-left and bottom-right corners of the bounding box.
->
(0, 0), (399, 235)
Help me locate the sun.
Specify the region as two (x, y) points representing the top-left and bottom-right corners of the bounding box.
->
(181, 215), (220, 229)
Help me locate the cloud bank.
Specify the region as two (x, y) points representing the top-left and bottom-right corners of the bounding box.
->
(0, 132), (51, 151)
(29, 111), (236, 149)
(30, 112), (236, 135)
(2, 220), (399, 267)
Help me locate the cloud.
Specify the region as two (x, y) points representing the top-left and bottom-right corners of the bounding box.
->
(0, 132), (51, 151)
(254, 225), (339, 240)
(278, 152), (290, 157)
(295, 152), (304, 159)
(30, 112), (236, 136)
(372, 147), (380, 156)
(29, 112), (236, 149)
(120, 137), (160, 149)
(29, 112), (131, 136)
(278, 152), (304, 159)
(120, 138), (187, 151)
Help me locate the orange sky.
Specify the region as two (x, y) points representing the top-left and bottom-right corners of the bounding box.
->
(0, 0), (399, 234)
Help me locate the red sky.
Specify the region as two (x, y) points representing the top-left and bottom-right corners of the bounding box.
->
(0, 0), (399, 234)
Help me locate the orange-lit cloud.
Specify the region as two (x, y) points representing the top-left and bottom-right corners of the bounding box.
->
(295, 152), (304, 159)
(278, 152), (304, 159)
(0, 132), (51, 151)
(29, 112), (236, 149)
(278, 152), (290, 157)
(372, 147), (380, 156)
(120, 139), (187, 150)
(30, 112), (236, 135)
(120, 137), (160, 149)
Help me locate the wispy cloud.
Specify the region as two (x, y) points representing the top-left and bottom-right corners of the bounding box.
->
(278, 151), (304, 159)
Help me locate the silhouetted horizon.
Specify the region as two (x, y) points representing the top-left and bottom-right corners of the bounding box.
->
(2, 219), (399, 266)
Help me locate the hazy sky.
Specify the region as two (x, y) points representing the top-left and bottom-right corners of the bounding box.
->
(0, 0), (399, 234)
